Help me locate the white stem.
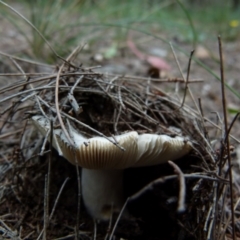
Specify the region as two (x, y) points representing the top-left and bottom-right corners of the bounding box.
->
(81, 169), (124, 220)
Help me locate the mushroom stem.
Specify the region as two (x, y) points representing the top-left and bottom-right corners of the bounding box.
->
(81, 168), (125, 220)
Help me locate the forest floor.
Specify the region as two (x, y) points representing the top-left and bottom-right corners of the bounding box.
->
(0, 2), (240, 239)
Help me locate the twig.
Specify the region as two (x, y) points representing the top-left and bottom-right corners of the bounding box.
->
(105, 75), (120, 92)
(55, 49), (78, 147)
(129, 173), (227, 201)
(218, 35), (235, 240)
(168, 161), (186, 212)
(93, 220), (97, 240)
(225, 112), (240, 141)
(192, 120), (215, 166)
(98, 72), (203, 83)
(169, 43), (200, 116)
(117, 85), (125, 110)
(43, 174), (48, 240)
(46, 120), (53, 232)
(68, 76), (84, 115)
(207, 180), (217, 239)
(0, 73), (51, 76)
(0, 72), (102, 95)
(95, 80), (116, 103)
(203, 205), (212, 232)
(219, 197), (240, 240)
(70, 76), (84, 95)
(49, 178), (69, 220)
(113, 106), (122, 135)
(36, 127), (52, 240)
(0, 86), (59, 103)
(40, 128), (50, 156)
(144, 78), (151, 114)
(0, 51), (54, 68)
(74, 152), (81, 240)
(23, 231), (34, 239)
(198, 98), (209, 140)
(67, 94), (82, 116)
(179, 50), (194, 109)
(104, 204), (114, 240)
(0, 71), (201, 96)
(218, 184), (228, 240)
(36, 178), (70, 240)
(109, 198), (129, 240)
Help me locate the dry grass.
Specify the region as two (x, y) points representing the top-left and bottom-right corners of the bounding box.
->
(0, 38), (239, 240)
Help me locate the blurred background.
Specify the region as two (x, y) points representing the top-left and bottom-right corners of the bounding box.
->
(0, 0), (239, 61)
(0, 0), (240, 114)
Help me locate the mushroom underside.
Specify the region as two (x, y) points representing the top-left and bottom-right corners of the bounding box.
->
(32, 115), (192, 219)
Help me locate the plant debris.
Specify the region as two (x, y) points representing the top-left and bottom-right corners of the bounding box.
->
(0, 47), (239, 240)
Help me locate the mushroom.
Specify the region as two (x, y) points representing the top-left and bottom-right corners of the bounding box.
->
(32, 115), (192, 220)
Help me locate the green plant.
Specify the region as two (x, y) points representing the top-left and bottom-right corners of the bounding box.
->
(1, 0), (239, 61)
(0, 0), (93, 62)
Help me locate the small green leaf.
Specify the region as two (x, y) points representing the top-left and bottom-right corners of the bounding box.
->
(228, 107), (240, 114)
(103, 43), (118, 59)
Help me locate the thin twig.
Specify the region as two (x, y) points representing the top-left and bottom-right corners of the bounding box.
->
(179, 50), (194, 109)
(225, 112), (240, 141)
(70, 76), (84, 95)
(36, 178), (70, 240)
(40, 128), (50, 156)
(49, 178), (69, 220)
(0, 72), (102, 95)
(168, 161), (186, 212)
(203, 205), (212, 232)
(98, 72), (203, 83)
(198, 98), (209, 140)
(67, 93), (82, 116)
(46, 120), (53, 229)
(129, 173), (227, 201)
(144, 78), (151, 114)
(43, 174), (48, 240)
(113, 106), (122, 135)
(105, 75), (120, 92)
(207, 181), (217, 239)
(104, 205), (114, 240)
(117, 85), (125, 110)
(74, 152), (81, 240)
(55, 49), (78, 147)
(0, 86), (60, 103)
(93, 220), (97, 240)
(109, 198), (129, 240)
(169, 42), (200, 115)
(218, 35), (235, 240)
(0, 51), (54, 67)
(26, 85), (52, 239)
(219, 197), (240, 240)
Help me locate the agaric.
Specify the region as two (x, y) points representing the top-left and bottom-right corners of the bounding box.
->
(32, 115), (192, 220)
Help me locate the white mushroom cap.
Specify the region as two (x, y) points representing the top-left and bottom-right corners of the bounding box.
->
(32, 115), (192, 169)
(58, 131), (139, 169)
(135, 134), (191, 167)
